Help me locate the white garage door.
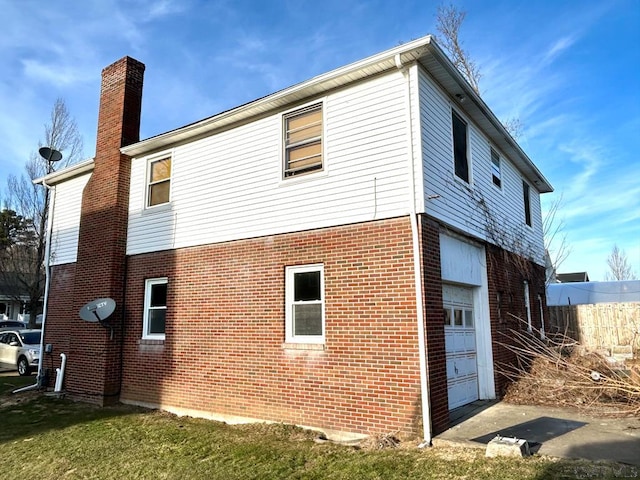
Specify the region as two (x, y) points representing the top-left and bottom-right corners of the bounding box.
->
(443, 284), (478, 410)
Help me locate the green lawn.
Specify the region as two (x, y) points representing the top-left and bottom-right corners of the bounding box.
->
(0, 376), (636, 479)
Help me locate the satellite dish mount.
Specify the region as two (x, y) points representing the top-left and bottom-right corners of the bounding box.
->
(79, 298), (117, 339)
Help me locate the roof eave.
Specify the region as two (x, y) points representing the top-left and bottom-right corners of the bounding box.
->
(121, 35), (553, 194)
(421, 41), (553, 193)
(121, 36), (434, 157)
(33, 158), (95, 186)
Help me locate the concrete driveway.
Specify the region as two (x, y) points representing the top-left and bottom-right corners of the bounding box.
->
(433, 401), (640, 466)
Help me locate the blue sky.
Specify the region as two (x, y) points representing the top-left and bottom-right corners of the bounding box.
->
(0, 0), (638, 280)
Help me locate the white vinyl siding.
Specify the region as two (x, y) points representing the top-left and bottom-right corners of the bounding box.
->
(419, 69), (545, 264)
(49, 173), (91, 265)
(127, 71), (409, 255)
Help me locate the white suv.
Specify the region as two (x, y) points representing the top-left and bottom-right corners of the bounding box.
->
(0, 329), (41, 376)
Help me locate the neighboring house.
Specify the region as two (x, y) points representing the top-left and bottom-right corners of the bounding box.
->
(556, 272), (590, 283)
(37, 36), (552, 443)
(0, 273), (41, 322)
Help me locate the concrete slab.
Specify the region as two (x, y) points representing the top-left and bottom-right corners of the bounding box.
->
(433, 401), (640, 466)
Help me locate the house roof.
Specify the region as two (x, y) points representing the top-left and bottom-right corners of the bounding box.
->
(547, 280), (640, 306)
(0, 272), (40, 298)
(556, 272), (590, 283)
(42, 36), (553, 193)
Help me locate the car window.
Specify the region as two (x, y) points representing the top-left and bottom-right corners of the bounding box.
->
(0, 321), (24, 328)
(20, 332), (41, 345)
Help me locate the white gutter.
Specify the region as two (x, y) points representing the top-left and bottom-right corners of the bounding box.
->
(13, 180), (56, 394)
(121, 37), (434, 157)
(33, 158), (94, 186)
(37, 180), (56, 385)
(396, 54), (432, 446)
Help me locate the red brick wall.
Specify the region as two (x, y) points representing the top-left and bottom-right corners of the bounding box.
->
(40, 263), (76, 382)
(121, 217), (425, 437)
(419, 216), (449, 435)
(485, 244), (547, 396)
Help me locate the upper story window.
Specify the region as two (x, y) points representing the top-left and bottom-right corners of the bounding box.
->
(283, 103), (323, 178)
(452, 110), (469, 183)
(285, 264), (325, 344)
(143, 277), (167, 339)
(522, 180), (532, 227)
(147, 157), (171, 207)
(490, 148), (502, 188)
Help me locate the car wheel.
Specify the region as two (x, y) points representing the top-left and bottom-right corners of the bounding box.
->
(17, 357), (31, 376)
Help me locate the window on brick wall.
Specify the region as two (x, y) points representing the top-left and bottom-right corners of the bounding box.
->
(523, 280), (532, 332)
(538, 294), (545, 339)
(285, 264), (324, 344)
(147, 156), (171, 207)
(283, 103), (323, 178)
(143, 278), (167, 339)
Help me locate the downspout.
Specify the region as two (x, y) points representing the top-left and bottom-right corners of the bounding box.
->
(13, 179), (56, 394)
(395, 54), (432, 446)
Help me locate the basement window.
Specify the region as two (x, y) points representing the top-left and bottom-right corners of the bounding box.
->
(143, 278), (167, 340)
(285, 264), (325, 344)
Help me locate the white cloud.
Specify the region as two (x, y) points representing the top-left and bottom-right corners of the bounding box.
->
(21, 59), (93, 87)
(541, 35), (578, 65)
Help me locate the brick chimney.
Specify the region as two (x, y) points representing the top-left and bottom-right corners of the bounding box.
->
(67, 57), (145, 404)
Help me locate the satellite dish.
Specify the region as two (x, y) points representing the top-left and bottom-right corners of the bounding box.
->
(38, 147), (63, 162)
(79, 298), (116, 323)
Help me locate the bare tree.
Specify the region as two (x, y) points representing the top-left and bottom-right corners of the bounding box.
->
(502, 117), (525, 140)
(605, 245), (637, 281)
(543, 194), (571, 283)
(1, 98), (84, 327)
(44, 98), (84, 169)
(435, 4), (481, 94)
(435, 4), (570, 283)
(435, 4), (525, 142)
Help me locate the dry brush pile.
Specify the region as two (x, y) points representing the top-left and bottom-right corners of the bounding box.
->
(498, 319), (640, 417)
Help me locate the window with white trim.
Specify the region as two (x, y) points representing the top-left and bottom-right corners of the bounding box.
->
(285, 264), (325, 344)
(538, 294), (545, 339)
(523, 281), (532, 332)
(283, 103), (323, 178)
(143, 278), (167, 339)
(147, 156), (171, 207)
(490, 147), (502, 188)
(452, 110), (469, 183)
